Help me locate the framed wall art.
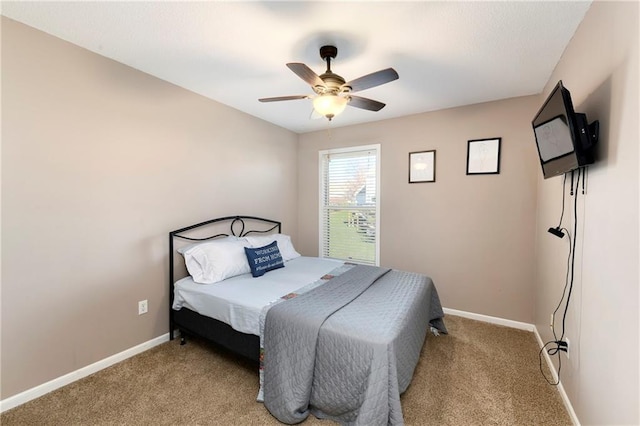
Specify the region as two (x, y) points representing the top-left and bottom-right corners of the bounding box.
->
(466, 137), (501, 175)
(409, 150), (436, 183)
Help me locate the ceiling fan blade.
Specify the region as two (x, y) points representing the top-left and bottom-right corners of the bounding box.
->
(309, 107), (323, 120)
(259, 95), (310, 102)
(286, 63), (326, 88)
(348, 95), (386, 111)
(343, 68), (399, 92)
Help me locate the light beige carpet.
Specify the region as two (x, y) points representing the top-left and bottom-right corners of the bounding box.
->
(1, 315), (571, 425)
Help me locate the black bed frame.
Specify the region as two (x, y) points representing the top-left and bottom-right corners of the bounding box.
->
(169, 215), (281, 362)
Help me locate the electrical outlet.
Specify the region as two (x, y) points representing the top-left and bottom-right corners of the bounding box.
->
(138, 300), (148, 315)
(565, 338), (570, 359)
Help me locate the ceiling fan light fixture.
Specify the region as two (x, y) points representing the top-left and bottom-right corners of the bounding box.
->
(313, 94), (348, 121)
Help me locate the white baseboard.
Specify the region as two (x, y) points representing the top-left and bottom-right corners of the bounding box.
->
(443, 307), (579, 426)
(0, 333), (170, 413)
(443, 307), (535, 331)
(533, 328), (581, 425)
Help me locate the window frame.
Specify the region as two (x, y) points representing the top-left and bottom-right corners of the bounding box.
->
(318, 144), (381, 266)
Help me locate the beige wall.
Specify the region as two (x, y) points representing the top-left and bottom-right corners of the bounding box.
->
(3, 3), (638, 422)
(298, 96), (541, 323)
(533, 2), (639, 425)
(0, 17), (298, 399)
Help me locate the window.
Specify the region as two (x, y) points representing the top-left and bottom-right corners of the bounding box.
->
(319, 144), (380, 265)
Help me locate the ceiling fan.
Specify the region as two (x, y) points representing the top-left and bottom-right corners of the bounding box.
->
(259, 45), (399, 121)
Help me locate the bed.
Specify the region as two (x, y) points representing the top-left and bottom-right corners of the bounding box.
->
(169, 215), (446, 425)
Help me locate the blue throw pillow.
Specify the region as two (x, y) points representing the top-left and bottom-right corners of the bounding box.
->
(244, 241), (284, 277)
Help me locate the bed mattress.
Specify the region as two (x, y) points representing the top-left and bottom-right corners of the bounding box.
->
(172, 256), (344, 335)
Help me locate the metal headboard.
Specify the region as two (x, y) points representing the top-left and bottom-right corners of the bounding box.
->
(168, 215), (281, 339)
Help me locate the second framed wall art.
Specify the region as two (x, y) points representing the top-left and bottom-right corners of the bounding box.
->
(466, 137), (501, 175)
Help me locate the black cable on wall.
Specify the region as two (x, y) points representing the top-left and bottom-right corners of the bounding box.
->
(540, 168), (583, 386)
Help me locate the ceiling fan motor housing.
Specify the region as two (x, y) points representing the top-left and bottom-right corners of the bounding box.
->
(317, 45), (347, 94)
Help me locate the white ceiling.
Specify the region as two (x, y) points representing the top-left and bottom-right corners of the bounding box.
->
(1, 1), (591, 134)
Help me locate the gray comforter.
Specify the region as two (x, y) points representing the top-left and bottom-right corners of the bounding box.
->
(263, 265), (446, 425)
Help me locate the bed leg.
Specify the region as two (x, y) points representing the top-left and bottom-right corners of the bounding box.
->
(180, 335), (186, 346)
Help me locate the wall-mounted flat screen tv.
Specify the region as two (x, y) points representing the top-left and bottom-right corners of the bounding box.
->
(532, 80), (598, 179)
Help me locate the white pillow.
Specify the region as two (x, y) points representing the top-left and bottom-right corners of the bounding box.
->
(177, 235), (239, 254)
(245, 234), (301, 262)
(182, 238), (250, 284)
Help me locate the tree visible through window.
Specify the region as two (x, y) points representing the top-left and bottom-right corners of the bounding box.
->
(319, 145), (380, 265)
